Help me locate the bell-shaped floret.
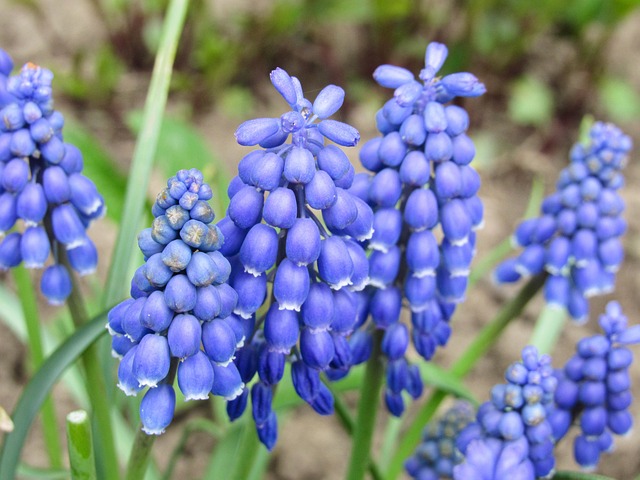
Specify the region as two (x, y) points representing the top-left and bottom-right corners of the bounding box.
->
(286, 217), (321, 266)
(40, 263), (72, 304)
(274, 258), (310, 311)
(202, 318), (237, 365)
(263, 187), (296, 228)
(167, 313), (201, 359)
(239, 223), (279, 276)
(177, 350), (214, 401)
(133, 333), (170, 388)
(19, 225), (49, 268)
(264, 305), (299, 354)
(211, 361), (244, 400)
(140, 384), (176, 435)
(317, 236), (354, 289)
(67, 239), (98, 275)
(16, 182), (47, 224)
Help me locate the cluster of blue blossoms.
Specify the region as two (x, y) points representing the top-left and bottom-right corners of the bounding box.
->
(548, 301), (640, 470)
(351, 42), (486, 415)
(216, 68), (373, 449)
(0, 49), (104, 304)
(108, 169), (246, 434)
(406, 302), (639, 479)
(495, 122), (632, 322)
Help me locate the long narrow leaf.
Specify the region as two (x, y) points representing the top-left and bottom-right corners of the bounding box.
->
(0, 313), (108, 480)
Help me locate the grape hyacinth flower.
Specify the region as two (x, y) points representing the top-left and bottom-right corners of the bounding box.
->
(0, 54), (105, 304)
(454, 346), (558, 479)
(108, 169), (245, 435)
(219, 67), (372, 449)
(354, 41), (485, 416)
(547, 301), (640, 470)
(495, 122), (632, 322)
(405, 401), (475, 479)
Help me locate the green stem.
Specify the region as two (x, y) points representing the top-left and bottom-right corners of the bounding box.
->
(386, 274), (546, 479)
(346, 330), (385, 480)
(12, 266), (63, 468)
(529, 303), (567, 355)
(552, 471), (617, 480)
(65, 264), (119, 480)
(66, 410), (97, 480)
(125, 426), (157, 480)
(103, 0), (190, 309)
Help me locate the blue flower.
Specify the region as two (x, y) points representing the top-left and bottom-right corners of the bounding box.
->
(108, 169), (245, 435)
(355, 41), (485, 416)
(547, 301), (640, 470)
(219, 68), (372, 449)
(0, 57), (104, 304)
(495, 122), (632, 322)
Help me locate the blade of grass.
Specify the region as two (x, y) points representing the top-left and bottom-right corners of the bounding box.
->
(0, 312), (108, 480)
(12, 266), (63, 469)
(102, 0), (190, 309)
(529, 303), (567, 354)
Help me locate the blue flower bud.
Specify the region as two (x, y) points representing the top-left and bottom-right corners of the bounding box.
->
(202, 318), (237, 365)
(344, 239), (369, 291)
(0, 231), (21, 269)
(264, 305), (299, 353)
(137, 290), (173, 332)
(405, 230), (440, 277)
(368, 208), (402, 252)
(177, 350), (214, 400)
(301, 282), (334, 330)
(437, 267), (468, 303)
(263, 187), (296, 228)
(370, 286), (402, 328)
(217, 216), (247, 257)
(317, 144), (350, 180)
(445, 105), (469, 136)
(40, 264), (72, 304)
(318, 119), (360, 147)
(359, 137), (384, 172)
(274, 258), (310, 311)
(192, 285), (221, 321)
(112, 333), (135, 357)
(67, 239), (98, 275)
(440, 72), (486, 98)
(0, 193), (17, 233)
(68, 173), (102, 217)
(405, 274), (436, 311)
(235, 118), (281, 146)
(440, 199), (471, 244)
(313, 84), (345, 118)
(373, 65), (415, 88)
(515, 244), (545, 277)
(9, 130), (35, 157)
(291, 360), (320, 402)
(377, 131), (406, 167)
(404, 188), (438, 232)
(134, 333), (170, 387)
(574, 434), (600, 469)
(151, 215), (178, 245)
(216, 283), (239, 319)
(270, 68), (297, 106)
(41, 136), (66, 164)
(228, 185), (264, 229)
(232, 269), (267, 318)
(185, 251), (220, 287)
(164, 274), (197, 313)
(239, 223), (278, 276)
(382, 322), (409, 360)
(251, 381), (273, 426)
(284, 146), (315, 184)
(180, 220), (223, 252)
(164, 205), (190, 231)
(394, 80), (422, 107)
(226, 389), (249, 421)
(300, 328), (335, 370)
(15, 182), (46, 225)
(250, 152), (284, 191)
(211, 361), (244, 400)
(607, 410), (632, 435)
(399, 150), (430, 187)
(137, 228), (163, 258)
(369, 167), (402, 208)
(322, 187), (357, 231)
(451, 133), (476, 165)
(140, 384), (175, 435)
(368, 246), (400, 288)
(161, 239), (192, 272)
(2, 158), (29, 193)
(167, 313), (201, 359)
(117, 346), (143, 396)
(309, 384), (334, 415)
(350, 330), (373, 365)
(258, 348), (286, 385)
(256, 411), (278, 450)
(598, 237), (623, 271)
(189, 199), (215, 223)
(144, 253), (173, 287)
(434, 161), (461, 200)
(499, 411), (525, 440)
(423, 101), (448, 133)
(304, 169), (337, 210)
(238, 152), (263, 186)
(317, 236), (353, 289)
(425, 132), (453, 163)
(19, 225), (49, 268)
(385, 390), (405, 417)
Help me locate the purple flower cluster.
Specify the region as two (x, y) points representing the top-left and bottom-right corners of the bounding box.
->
(547, 301), (640, 470)
(351, 41), (485, 416)
(217, 68), (373, 449)
(108, 169), (245, 435)
(495, 122), (632, 322)
(405, 401), (475, 480)
(0, 51), (104, 304)
(454, 346), (558, 479)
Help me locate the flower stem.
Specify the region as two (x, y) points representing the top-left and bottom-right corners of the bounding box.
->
(346, 329), (385, 480)
(385, 274), (546, 479)
(66, 409), (97, 480)
(65, 263), (119, 480)
(125, 426), (157, 480)
(12, 265), (63, 469)
(529, 303), (567, 355)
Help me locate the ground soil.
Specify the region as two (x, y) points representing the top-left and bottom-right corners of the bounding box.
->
(1, 1), (640, 479)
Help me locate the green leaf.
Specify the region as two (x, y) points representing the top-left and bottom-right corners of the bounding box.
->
(598, 76), (640, 123)
(63, 121), (127, 222)
(508, 75), (554, 127)
(0, 313), (108, 480)
(66, 410), (97, 480)
(16, 464), (70, 479)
